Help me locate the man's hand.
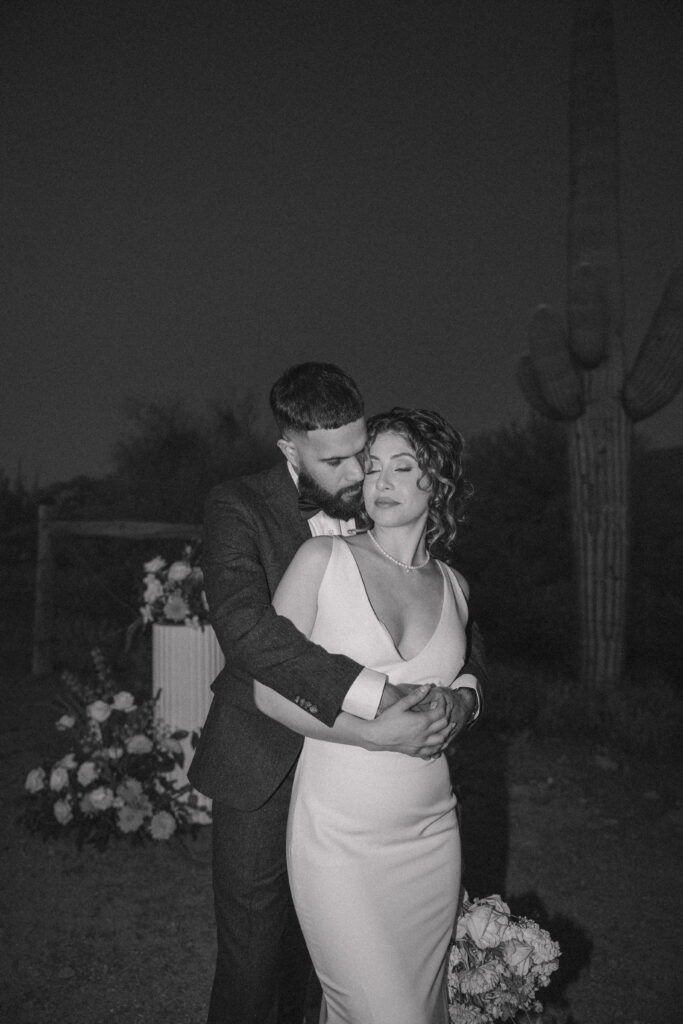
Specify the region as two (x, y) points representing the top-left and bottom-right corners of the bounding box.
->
(365, 684), (456, 758)
(440, 687), (476, 742)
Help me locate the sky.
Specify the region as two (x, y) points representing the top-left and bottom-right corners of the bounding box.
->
(2, 0), (682, 485)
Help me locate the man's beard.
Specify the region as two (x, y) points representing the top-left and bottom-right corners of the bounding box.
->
(298, 467), (364, 520)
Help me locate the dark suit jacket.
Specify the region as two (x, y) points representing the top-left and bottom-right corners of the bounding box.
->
(188, 461), (363, 809)
(188, 460), (487, 810)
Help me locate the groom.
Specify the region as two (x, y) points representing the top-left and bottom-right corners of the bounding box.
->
(189, 362), (485, 1024)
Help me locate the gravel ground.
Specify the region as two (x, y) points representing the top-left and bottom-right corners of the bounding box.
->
(2, 670), (682, 1023)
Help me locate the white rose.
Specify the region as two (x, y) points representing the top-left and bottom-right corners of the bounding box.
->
(502, 939), (534, 976)
(458, 964), (500, 995)
(25, 767), (46, 793)
(126, 734), (153, 755)
(529, 933), (561, 965)
(457, 902), (509, 949)
(112, 691), (136, 712)
(49, 766), (70, 791)
(107, 746), (124, 760)
(79, 793), (95, 815)
(167, 561), (192, 582)
(149, 810), (177, 840)
(143, 579), (164, 603)
(162, 594), (189, 621)
(53, 799), (73, 826)
(87, 700), (111, 723)
(76, 761), (99, 786)
(55, 714), (76, 731)
(144, 556), (166, 574)
(57, 753), (77, 770)
(116, 777), (143, 801)
(477, 894), (511, 916)
(88, 786), (114, 812)
(117, 805), (146, 833)
(160, 736), (183, 756)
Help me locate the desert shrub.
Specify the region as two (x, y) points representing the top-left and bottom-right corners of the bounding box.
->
(456, 419), (575, 668)
(456, 420), (682, 687)
(4, 398), (276, 673)
(483, 659), (682, 758)
(629, 446), (683, 684)
(109, 397), (275, 522)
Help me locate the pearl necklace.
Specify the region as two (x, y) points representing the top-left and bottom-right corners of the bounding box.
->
(368, 530), (430, 572)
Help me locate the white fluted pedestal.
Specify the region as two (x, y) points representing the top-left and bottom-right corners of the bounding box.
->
(152, 623), (225, 824)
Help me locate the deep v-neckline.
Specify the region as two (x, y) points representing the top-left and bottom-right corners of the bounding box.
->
(340, 538), (447, 663)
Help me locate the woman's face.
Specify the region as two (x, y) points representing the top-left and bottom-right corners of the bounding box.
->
(363, 431), (431, 527)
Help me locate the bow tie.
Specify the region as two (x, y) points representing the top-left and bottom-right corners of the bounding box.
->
(298, 495), (322, 519)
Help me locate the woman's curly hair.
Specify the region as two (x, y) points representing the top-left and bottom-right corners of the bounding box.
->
(365, 407), (472, 557)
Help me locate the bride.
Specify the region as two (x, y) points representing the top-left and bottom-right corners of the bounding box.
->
(254, 407), (474, 1024)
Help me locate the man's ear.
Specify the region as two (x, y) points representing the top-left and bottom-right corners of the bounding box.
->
(277, 437), (300, 471)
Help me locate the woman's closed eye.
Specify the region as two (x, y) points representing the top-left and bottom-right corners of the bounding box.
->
(366, 462), (414, 474)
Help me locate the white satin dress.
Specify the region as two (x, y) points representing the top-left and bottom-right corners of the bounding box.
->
(287, 537), (469, 1024)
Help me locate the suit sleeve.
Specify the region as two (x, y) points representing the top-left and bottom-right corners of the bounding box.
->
(203, 486), (365, 727)
(460, 618), (487, 687)
(454, 617), (486, 721)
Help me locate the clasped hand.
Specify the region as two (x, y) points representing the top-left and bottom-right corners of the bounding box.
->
(371, 681), (474, 759)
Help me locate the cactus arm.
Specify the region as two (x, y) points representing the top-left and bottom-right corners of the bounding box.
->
(528, 306), (584, 419)
(516, 355), (572, 420)
(622, 262), (683, 422)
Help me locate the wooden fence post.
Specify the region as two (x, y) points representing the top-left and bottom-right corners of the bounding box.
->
(32, 504), (55, 677)
(30, 516), (202, 676)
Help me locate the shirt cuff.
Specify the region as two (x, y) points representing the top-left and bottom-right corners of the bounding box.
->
(341, 668), (387, 720)
(450, 674), (481, 723)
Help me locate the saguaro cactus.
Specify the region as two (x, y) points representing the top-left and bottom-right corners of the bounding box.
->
(517, 0), (683, 706)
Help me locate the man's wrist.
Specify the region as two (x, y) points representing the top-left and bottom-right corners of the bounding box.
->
(453, 686), (477, 726)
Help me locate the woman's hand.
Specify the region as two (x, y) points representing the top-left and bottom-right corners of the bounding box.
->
(364, 684), (456, 758)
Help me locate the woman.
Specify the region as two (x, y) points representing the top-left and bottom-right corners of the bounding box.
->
(254, 408), (473, 1024)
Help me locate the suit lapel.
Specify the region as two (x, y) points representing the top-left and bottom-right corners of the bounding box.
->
(264, 461), (311, 548)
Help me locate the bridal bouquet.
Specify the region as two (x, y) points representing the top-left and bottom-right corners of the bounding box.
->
(448, 892), (560, 1023)
(21, 649), (195, 849)
(140, 544), (209, 627)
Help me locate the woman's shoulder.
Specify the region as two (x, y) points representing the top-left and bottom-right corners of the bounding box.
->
(275, 536), (337, 609)
(288, 535), (360, 584)
(437, 559), (469, 600)
(294, 534), (336, 567)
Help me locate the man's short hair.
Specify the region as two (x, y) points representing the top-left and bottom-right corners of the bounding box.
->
(269, 362), (364, 434)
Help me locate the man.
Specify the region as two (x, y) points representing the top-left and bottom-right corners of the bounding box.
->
(189, 362), (485, 1024)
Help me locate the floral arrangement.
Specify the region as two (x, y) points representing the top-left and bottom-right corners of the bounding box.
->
(21, 649), (197, 849)
(140, 544), (209, 627)
(448, 892), (561, 1023)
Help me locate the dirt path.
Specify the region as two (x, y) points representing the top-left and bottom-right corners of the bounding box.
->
(455, 730), (683, 1022)
(1, 671), (682, 1023)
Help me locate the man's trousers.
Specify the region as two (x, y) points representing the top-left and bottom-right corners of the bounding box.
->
(206, 765), (320, 1024)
